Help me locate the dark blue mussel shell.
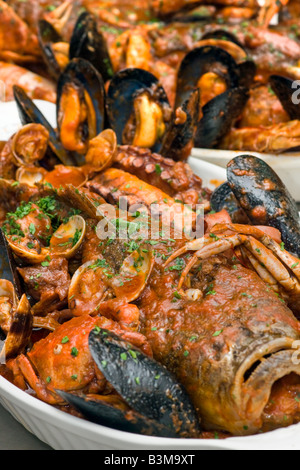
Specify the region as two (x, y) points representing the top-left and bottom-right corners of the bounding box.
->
(227, 155), (300, 257)
(58, 328), (201, 438)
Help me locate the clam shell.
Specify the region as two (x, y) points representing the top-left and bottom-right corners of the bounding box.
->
(49, 215), (86, 259)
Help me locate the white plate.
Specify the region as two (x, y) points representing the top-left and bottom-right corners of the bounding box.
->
(0, 100), (299, 451)
(192, 148), (300, 202)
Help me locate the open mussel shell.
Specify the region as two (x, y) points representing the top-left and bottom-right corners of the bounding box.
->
(56, 390), (178, 437)
(227, 155), (300, 256)
(195, 86), (250, 148)
(37, 19), (67, 80)
(13, 86), (75, 167)
(69, 11), (114, 84)
(88, 328), (201, 437)
(57, 58), (107, 162)
(106, 68), (171, 152)
(269, 75), (300, 121)
(175, 46), (240, 109)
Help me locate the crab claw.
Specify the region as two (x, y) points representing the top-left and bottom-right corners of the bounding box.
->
(87, 328), (201, 438)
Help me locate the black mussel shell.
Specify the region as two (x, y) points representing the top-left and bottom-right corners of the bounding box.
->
(88, 328), (201, 438)
(0, 229), (23, 300)
(195, 86), (250, 148)
(210, 182), (250, 224)
(57, 57), (107, 135)
(227, 155), (300, 256)
(175, 46), (240, 109)
(238, 61), (257, 89)
(56, 391), (180, 438)
(13, 86), (75, 167)
(57, 58), (107, 165)
(269, 75), (300, 121)
(107, 68), (171, 151)
(37, 19), (65, 80)
(69, 12), (114, 83)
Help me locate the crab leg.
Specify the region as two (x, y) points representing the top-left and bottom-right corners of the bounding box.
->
(240, 246), (280, 292)
(176, 234), (246, 289)
(167, 222), (300, 293)
(164, 237), (212, 267)
(214, 224), (300, 285)
(241, 236), (298, 293)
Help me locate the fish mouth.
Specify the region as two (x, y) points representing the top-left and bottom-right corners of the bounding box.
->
(232, 337), (300, 435)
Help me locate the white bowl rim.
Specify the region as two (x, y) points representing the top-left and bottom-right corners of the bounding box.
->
(1, 374), (300, 450)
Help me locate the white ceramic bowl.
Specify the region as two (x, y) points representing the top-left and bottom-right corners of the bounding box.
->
(1, 367), (300, 450)
(192, 148), (300, 203)
(0, 154), (298, 451)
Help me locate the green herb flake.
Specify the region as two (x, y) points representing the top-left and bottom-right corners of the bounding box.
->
(213, 330), (223, 337)
(71, 347), (79, 357)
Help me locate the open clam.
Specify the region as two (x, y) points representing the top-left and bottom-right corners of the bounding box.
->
(16, 167), (48, 187)
(6, 215), (86, 265)
(43, 165), (88, 189)
(49, 215), (86, 259)
(11, 124), (50, 168)
(68, 250), (154, 317)
(82, 129), (117, 177)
